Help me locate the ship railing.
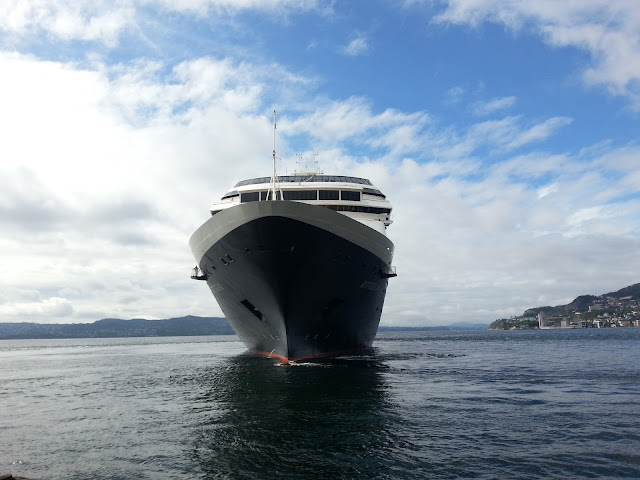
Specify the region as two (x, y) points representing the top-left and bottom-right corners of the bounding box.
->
(190, 266), (208, 281)
(379, 266), (397, 278)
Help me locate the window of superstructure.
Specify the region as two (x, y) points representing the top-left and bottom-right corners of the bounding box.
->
(362, 187), (386, 199)
(321, 205), (391, 214)
(233, 175), (374, 187)
(240, 192), (260, 203)
(283, 190), (318, 200)
(261, 191), (281, 200)
(221, 191), (239, 200)
(319, 190), (339, 200)
(235, 177), (269, 187)
(341, 191), (360, 201)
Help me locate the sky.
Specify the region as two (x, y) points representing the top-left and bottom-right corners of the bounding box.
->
(1, 0), (640, 326)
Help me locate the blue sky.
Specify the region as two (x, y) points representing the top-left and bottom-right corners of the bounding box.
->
(1, 0), (640, 325)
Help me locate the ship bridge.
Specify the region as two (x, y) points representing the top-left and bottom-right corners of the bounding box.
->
(210, 175), (393, 235)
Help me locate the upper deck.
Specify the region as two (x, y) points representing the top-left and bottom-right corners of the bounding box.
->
(210, 174), (393, 234)
(234, 175), (374, 187)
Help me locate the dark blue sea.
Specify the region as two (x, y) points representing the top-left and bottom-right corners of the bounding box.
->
(1, 329), (639, 479)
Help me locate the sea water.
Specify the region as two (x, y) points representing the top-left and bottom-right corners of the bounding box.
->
(1, 329), (639, 479)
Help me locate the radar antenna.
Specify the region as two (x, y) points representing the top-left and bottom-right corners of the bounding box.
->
(295, 150), (321, 176)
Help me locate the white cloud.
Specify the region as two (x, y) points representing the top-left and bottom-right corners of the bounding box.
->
(0, 0), (330, 46)
(473, 96), (516, 116)
(382, 147), (640, 324)
(0, 3), (639, 327)
(339, 33), (370, 56)
(463, 115), (572, 153)
(434, 0), (640, 109)
(0, 296), (74, 321)
(508, 116), (573, 150)
(153, 0), (330, 16)
(0, 52), (277, 323)
(0, 1), (135, 46)
(444, 86), (465, 104)
(536, 183), (557, 199)
(2, 50), (634, 326)
(286, 97), (430, 148)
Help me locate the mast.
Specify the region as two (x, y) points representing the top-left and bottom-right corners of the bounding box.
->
(270, 110), (282, 200)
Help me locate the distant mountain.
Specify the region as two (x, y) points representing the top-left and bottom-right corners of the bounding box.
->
(522, 295), (599, 318)
(605, 283), (640, 299)
(378, 326), (447, 332)
(379, 322), (489, 332)
(490, 282), (640, 330)
(0, 315), (233, 340)
(0, 315), (491, 340)
(445, 322), (490, 330)
(521, 282), (640, 318)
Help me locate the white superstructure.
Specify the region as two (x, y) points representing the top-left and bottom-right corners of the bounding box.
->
(210, 173), (393, 235)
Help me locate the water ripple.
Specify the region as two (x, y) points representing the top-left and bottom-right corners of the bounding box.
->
(1, 331), (639, 479)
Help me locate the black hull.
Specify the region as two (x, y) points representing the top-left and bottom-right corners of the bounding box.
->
(190, 201), (394, 361)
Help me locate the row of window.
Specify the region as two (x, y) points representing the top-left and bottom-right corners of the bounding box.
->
(211, 203), (391, 216)
(323, 205), (391, 215)
(234, 175), (373, 187)
(239, 190), (363, 203)
(224, 187), (385, 201)
(362, 187), (386, 199)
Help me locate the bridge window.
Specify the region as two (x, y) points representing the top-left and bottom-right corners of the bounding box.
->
(221, 190), (239, 200)
(321, 205), (391, 214)
(341, 191), (360, 201)
(284, 190), (318, 200)
(362, 187), (386, 199)
(319, 190), (339, 200)
(261, 191), (281, 200)
(240, 192), (260, 203)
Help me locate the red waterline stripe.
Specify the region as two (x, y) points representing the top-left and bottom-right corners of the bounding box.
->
(250, 349), (290, 363)
(250, 347), (368, 363)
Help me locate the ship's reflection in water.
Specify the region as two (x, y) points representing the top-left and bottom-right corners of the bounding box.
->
(187, 354), (396, 479)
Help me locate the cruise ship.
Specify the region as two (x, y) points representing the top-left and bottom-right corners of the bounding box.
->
(189, 170), (396, 362)
(189, 117), (395, 362)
